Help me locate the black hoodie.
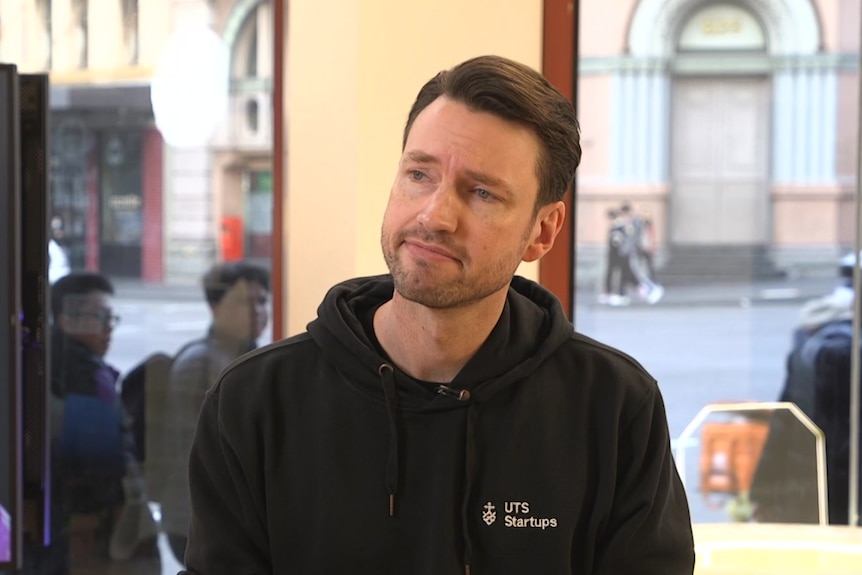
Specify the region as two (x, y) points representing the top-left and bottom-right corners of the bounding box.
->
(182, 275), (695, 574)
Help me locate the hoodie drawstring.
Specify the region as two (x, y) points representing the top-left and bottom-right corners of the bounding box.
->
(379, 368), (477, 573)
(460, 402), (479, 575)
(379, 364), (399, 517)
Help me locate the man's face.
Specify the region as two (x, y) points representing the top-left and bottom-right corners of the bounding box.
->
(381, 96), (556, 309)
(212, 279), (270, 342)
(58, 291), (117, 357)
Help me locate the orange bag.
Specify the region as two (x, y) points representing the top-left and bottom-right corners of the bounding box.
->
(699, 419), (770, 497)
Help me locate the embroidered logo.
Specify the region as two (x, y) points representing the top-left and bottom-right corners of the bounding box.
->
(482, 502), (497, 525)
(483, 500), (559, 529)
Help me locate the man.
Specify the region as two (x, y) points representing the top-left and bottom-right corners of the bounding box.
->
(48, 215), (71, 284)
(169, 260), (271, 394)
(806, 252), (861, 525)
(813, 307), (861, 525)
(183, 55), (694, 574)
(751, 253), (857, 523)
(34, 272), (135, 572)
(149, 260), (270, 562)
(599, 207), (632, 306)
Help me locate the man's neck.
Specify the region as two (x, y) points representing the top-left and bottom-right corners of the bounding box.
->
(373, 290), (507, 383)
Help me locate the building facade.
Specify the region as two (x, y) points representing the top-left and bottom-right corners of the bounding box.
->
(576, 0), (860, 284)
(2, 0), (859, 286)
(0, 0), (273, 283)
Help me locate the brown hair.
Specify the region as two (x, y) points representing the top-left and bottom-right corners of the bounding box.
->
(402, 55), (581, 207)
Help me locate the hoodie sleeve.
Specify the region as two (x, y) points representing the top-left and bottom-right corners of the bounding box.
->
(180, 384), (271, 575)
(594, 386), (695, 575)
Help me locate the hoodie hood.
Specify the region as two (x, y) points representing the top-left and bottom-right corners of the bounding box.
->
(306, 274), (572, 409)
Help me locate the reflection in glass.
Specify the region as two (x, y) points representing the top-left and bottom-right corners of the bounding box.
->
(575, 1), (861, 533)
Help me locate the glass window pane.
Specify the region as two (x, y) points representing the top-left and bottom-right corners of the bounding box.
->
(576, 0), (862, 569)
(1, 1), (276, 571)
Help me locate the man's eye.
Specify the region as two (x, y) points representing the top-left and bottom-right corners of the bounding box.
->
(410, 170), (426, 181)
(475, 188), (493, 200)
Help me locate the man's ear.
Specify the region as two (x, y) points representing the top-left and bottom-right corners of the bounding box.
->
(522, 200), (566, 263)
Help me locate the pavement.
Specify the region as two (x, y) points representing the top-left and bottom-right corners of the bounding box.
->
(580, 275), (841, 309)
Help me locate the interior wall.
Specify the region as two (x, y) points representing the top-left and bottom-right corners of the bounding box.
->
(284, 0), (543, 335)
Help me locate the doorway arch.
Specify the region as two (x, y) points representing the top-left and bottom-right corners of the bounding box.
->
(627, 0), (825, 255)
(627, 0), (820, 57)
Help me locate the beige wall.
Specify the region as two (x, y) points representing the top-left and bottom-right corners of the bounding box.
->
(284, 0), (544, 336)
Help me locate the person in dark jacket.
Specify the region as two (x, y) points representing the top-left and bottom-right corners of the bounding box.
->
(26, 272), (136, 573)
(155, 260), (270, 562)
(182, 54), (695, 575)
(600, 208), (634, 306)
(813, 318), (860, 525)
(750, 253), (857, 523)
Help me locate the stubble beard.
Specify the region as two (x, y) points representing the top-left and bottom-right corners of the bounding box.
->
(381, 228), (527, 310)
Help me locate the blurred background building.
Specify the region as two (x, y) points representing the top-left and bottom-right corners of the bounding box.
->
(1, 0), (857, 288)
(0, 0), (273, 283)
(575, 0), (860, 286)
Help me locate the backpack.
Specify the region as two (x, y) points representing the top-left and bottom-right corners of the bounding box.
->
(784, 320), (854, 417)
(120, 339), (208, 462)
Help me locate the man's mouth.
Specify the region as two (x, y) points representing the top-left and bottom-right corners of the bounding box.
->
(404, 240), (460, 262)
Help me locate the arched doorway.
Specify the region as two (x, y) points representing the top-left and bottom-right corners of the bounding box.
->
(625, 0), (825, 279)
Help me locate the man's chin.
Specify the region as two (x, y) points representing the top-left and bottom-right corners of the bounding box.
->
(393, 279), (470, 310)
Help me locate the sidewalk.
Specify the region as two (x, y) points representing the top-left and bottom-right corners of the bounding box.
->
(582, 275), (840, 308)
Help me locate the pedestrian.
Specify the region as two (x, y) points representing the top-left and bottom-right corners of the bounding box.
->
(48, 215), (71, 284)
(812, 300), (861, 525)
(599, 207), (634, 306)
(151, 260), (270, 563)
(28, 272), (139, 573)
(636, 205), (658, 283)
(751, 253), (857, 523)
(182, 54), (695, 574)
(619, 203), (664, 305)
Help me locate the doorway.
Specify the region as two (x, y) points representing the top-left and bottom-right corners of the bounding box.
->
(670, 76), (771, 245)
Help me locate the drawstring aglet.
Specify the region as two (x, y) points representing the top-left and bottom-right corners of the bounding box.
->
(389, 493), (396, 517)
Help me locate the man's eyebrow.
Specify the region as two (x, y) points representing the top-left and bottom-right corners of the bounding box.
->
(464, 169), (508, 191)
(403, 150), (438, 164)
(403, 150), (511, 192)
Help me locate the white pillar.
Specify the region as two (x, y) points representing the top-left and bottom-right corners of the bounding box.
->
(87, 0), (125, 69)
(51, 0), (84, 71)
(160, 0), (221, 283)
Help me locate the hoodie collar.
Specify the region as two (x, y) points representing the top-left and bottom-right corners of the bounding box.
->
(307, 274), (572, 408)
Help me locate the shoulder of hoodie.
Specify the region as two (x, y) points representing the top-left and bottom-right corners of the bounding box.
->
(558, 333), (665, 434)
(511, 276), (659, 404)
(563, 328), (660, 402)
(206, 279), (661, 415)
(202, 330), (320, 408)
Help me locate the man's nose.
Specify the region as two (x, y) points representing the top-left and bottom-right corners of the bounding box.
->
(416, 184), (458, 232)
